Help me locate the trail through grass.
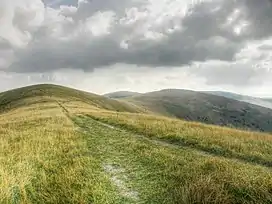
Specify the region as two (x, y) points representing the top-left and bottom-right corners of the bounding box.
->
(88, 111), (272, 168)
(1, 91), (272, 203)
(74, 115), (272, 204)
(0, 102), (131, 203)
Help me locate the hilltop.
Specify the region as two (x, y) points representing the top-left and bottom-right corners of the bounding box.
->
(0, 84), (143, 114)
(123, 89), (272, 132)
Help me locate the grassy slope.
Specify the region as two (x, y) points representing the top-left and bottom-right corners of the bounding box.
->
(0, 84), (142, 203)
(0, 84), (272, 203)
(88, 111), (272, 167)
(0, 102), (123, 203)
(0, 84), (143, 114)
(74, 115), (272, 204)
(124, 89), (272, 132)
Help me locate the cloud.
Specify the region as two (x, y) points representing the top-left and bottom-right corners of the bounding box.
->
(43, 0), (77, 7)
(0, 0), (45, 47)
(1, 0), (272, 94)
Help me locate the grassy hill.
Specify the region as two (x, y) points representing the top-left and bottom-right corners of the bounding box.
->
(104, 91), (142, 99)
(124, 89), (272, 132)
(0, 84), (271, 203)
(0, 84), (143, 114)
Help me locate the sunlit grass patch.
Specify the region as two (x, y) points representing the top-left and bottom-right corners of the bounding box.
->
(75, 115), (272, 204)
(0, 103), (120, 203)
(87, 111), (272, 167)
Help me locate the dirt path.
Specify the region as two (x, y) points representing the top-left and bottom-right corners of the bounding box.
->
(103, 163), (139, 201)
(73, 115), (189, 204)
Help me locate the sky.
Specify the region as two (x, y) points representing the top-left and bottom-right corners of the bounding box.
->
(0, 0), (272, 97)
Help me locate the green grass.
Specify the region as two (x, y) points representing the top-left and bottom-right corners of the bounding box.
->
(0, 103), (129, 203)
(74, 115), (272, 204)
(87, 111), (272, 167)
(0, 84), (272, 203)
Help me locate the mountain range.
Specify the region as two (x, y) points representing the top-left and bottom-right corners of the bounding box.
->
(105, 89), (272, 132)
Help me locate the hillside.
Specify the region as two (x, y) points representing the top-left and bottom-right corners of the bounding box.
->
(104, 91), (142, 99)
(204, 91), (254, 101)
(0, 84), (272, 203)
(124, 89), (272, 132)
(205, 91), (272, 109)
(0, 84), (143, 114)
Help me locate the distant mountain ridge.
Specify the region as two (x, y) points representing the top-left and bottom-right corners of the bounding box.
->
(204, 91), (272, 109)
(2, 85), (272, 133)
(121, 89), (272, 133)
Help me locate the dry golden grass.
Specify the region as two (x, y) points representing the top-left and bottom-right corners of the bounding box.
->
(0, 101), (120, 203)
(76, 114), (272, 204)
(87, 111), (272, 167)
(1, 84), (271, 203)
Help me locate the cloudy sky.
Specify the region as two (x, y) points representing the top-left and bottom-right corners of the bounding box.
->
(0, 0), (272, 97)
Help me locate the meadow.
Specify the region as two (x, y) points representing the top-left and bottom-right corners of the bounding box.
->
(87, 111), (272, 167)
(0, 85), (271, 203)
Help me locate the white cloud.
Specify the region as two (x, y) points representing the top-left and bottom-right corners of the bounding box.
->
(0, 0), (45, 47)
(0, 0), (272, 96)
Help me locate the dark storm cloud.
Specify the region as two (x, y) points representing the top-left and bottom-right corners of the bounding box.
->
(240, 0), (272, 39)
(10, 35), (121, 72)
(6, 0), (272, 73)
